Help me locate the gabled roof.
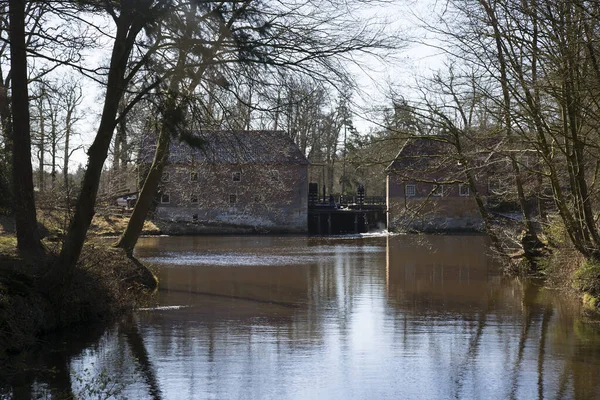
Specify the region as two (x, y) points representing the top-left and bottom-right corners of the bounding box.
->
(387, 136), (458, 176)
(387, 135), (511, 182)
(141, 130), (309, 165)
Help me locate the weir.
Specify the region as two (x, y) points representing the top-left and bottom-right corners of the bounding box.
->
(307, 184), (386, 234)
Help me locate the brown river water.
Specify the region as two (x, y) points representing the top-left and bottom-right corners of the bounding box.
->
(4, 234), (600, 399)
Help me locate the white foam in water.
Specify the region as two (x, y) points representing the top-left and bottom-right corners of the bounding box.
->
(138, 305), (190, 311)
(144, 253), (322, 266)
(322, 229), (399, 239)
(361, 229), (401, 238)
(144, 245), (385, 267)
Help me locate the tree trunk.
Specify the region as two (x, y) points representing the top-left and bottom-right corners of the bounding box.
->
(38, 98), (44, 192)
(115, 126), (170, 255)
(63, 112), (70, 192)
(49, 99), (57, 188)
(115, 12), (225, 254)
(54, 10), (143, 282)
(479, 0), (544, 266)
(453, 133), (505, 257)
(9, 0), (43, 257)
(0, 76), (11, 158)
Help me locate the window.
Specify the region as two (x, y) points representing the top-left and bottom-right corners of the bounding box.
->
(192, 214), (198, 222)
(190, 172), (198, 182)
(191, 194), (198, 204)
(459, 183), (470, 197)
(161, 194), (170, 204)
(229, 194), (237, 204)
(405, 184), (416, 197)
(161, 172), (170, 182)
(432, 184), (443, 197)
(232, 171), (241, 182)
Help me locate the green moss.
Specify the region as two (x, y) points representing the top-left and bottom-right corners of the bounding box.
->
(545, 216), (569, 247)
(582, 293), (599, 310)
(574, 259), (600, 297)
(0, 236), (16, 254)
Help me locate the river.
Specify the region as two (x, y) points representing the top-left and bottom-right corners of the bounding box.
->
(4, 234), (600, 399)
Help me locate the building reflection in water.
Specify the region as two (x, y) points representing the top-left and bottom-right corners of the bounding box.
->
(5, 235), (600, 399)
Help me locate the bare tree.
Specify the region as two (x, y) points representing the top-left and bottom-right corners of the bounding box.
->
(9, 0), (44, 257)
(115, 0), (396, 255)
(54, 0), (174, 283)
(413, 0), (600, 262)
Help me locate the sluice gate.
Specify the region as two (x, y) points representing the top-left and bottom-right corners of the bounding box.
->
(307, 183), (386, 235)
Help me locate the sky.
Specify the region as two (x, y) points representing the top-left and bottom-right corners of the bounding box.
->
(58, 0), (445, 170)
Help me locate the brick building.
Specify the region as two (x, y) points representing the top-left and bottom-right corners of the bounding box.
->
(386, 137), (486, 232)
(143, 130), (309, 233)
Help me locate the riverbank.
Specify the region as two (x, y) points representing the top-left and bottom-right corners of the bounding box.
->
(490, 215), (600, 314)
(0, 236), (158, 358)
(536, 222), (600, 312)
(0, 211), (161, 238)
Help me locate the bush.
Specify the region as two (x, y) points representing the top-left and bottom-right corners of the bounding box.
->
(574, 259), (600, 297)
(0, 240), (157, 355)
(544, 215), (569, 247)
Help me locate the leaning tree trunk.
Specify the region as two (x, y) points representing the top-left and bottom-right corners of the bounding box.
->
(115, 14), (226, 254)
(479, 0), (544, 266)
(115, 124), (171, 255)
(9, 0), (44, 257)
(115, 75), (187, 254)
(53, 10), (144, 283)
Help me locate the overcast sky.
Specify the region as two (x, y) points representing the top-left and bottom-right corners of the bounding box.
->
(61, 0), (444, 169)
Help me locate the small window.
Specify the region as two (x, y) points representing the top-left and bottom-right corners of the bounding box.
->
(161, 194), (170, 204)
(190, 172), (198, 182)
(432, 184), (443, 197)
(192, 214), (198, 222)
(459, 183), (470, 197)
(232, 172), (241, 182)
(161, 172), (170, 182)
(229, 194), (237, 204)
(405, 184), (416, 197)
(191, 194), (198, 204)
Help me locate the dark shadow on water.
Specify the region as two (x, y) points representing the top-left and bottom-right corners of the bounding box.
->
(1, 315), (163, 400)
(509, 280), (540, 400)
(0, 323), (106, 399)
(122, 315), (162, 400)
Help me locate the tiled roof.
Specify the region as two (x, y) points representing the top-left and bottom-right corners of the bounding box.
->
(388, 137), (457, 172)
(141, 130), (309, 165)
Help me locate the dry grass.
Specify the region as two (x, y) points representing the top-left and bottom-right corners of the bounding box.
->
(2, 210), (160, 238)
(0, 238), (157, 356)
(542, 247), (584, 293)
(36, 209), (160, 237)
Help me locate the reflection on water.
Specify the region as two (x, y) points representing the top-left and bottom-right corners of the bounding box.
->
(4, 234), (600, 399)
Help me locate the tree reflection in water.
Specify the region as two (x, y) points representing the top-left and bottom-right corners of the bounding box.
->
(4, 234), (600, 398)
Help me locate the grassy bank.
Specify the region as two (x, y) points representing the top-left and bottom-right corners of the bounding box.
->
(518, 217), (600, 313)
(0, 210), (160, 238)
(0, 235), (157, 356)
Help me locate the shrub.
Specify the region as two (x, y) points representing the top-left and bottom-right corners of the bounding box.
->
(574, 259), (600, 297)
